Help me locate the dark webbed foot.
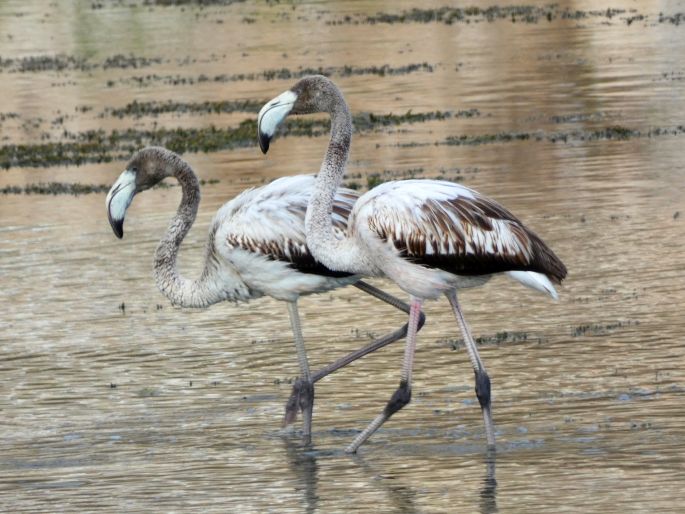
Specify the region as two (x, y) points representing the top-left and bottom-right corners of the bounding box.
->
(282, 377), (315, 444)
(384, 380), (412, 418)
(475, 369), (491, 410)
(283, 378), (304, 427)
(345, 380), (413, 453)
(474, 368), (496, 447)
(300, 380), (314, 444)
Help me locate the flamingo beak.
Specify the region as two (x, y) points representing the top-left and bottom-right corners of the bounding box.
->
(106, 169), (137, 239)
(257, 90), (297, 154)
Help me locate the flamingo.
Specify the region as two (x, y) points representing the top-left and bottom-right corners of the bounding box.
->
(258, 75), (567, 452)
(105, 146), (425, 443)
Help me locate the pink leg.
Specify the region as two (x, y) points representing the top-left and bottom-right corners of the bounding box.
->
(287, 301), (314, 445)
(283, 281), (426, 426)
(345, 297), (423, 453)
(446, 290), (496, 448)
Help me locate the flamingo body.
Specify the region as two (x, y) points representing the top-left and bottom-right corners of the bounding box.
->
(212, 175), (358, 302)
(349, 179), (564, 299)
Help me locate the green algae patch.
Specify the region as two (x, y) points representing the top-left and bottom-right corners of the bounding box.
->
(0, 178), (219, 195)
(0, 182), (111, 195)
(0, 110), (453, 169)
(0, 54), (165, 73)
(439, 125), (685, 147)
(111, 63), (435, 88)
(327, 5), (684, 26)
(104, 99), (265, 119)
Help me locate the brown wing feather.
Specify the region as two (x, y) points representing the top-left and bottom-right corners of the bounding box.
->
(369, 193), (567, 283)
(226, 188), (357, 278)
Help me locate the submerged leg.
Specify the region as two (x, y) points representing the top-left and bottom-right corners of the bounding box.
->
(284, 281), (426, 424)
(287, 300), (314, 445)
(446, 290), (496, 448)
(345, 297), (424, 453)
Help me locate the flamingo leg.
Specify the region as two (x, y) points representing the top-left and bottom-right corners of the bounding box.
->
(286, 300), (314, 445)
(284, 281), (426, 425)
(352, 281), (413, 313)
(345, 297), (423, 453)
(446, 290), (496, 448)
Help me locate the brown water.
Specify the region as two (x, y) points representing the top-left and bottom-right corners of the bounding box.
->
(1, 1), (684, 512)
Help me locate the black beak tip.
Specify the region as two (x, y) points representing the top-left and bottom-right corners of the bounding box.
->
(259, 132), (271, 155)
(111, 218), (124, 239)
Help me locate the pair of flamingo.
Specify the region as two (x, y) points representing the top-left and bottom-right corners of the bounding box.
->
(106, 76), (566, 452)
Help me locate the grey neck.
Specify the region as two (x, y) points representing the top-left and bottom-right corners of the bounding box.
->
(304, 83), (371, 274)
(153, 159), (240, 307)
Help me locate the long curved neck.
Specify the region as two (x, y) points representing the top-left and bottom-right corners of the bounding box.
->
(153, 159), (241, 307)
(305, 90), (369, 273)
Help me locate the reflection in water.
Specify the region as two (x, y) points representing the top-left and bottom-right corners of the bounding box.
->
(384, 481), (419, 514)
(283, 438), (319, 514)
(350, 453), (419, 514)
(480, 449), (498, 514)
(346, 448), (496, 513)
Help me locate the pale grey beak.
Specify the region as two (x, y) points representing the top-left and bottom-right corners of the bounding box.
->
(106, 169), (136, 239)
(257, 90), (297, 154)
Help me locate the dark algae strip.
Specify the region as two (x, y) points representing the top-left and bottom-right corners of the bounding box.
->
(103, 99), (265, 119)
(444, 330), (545, 350)
(4, 116), (685, 169)
(438, 125), (679, 147)
(0, 110), (452, 169)
(327, 5), (685, 26)
(110, 63), (435, 87)
(0, 183), (111, 196)
(0, 122), (256, 169)
(1, 179), (219, 195)
(0, 54), (165, 73)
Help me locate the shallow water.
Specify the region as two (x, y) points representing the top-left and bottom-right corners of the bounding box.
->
(1, 0), (684, 512)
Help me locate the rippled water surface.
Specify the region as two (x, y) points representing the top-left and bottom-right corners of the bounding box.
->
(1, 1), (684, 512)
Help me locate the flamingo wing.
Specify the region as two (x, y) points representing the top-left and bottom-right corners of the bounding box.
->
(221, 175), (358, 277)
(358, 180), (567, 282)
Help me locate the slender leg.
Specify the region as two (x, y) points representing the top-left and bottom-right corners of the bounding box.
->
(345, 297), (424, 453)
(446, 290), (496, 448)
(287, 300), (314, 444)
(284, 281), (426, 424)
(352, 280), (413, 313)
